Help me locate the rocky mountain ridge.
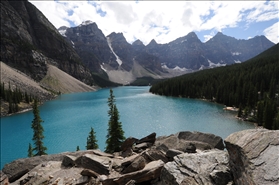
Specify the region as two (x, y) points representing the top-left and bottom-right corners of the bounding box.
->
(1, 129), (278, 185)
(1, 0), (275, 88)
(59, 21), (274, 84)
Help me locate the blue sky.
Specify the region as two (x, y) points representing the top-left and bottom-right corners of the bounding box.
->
(30, 1), (278, 45)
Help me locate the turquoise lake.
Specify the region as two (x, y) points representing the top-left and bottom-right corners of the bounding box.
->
(0, 86), (254, 169)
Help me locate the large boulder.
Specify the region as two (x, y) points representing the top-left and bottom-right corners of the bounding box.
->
(75, 154), (112, 175)
(136, 132), (156, 145)
(176, 131), (224, 150)
(121, 137), (138, 152)
(161, 149), (232, 185)
(225, 129), (279, 185)
(102, 160), (164, 185)
(2, 150), (95, 182)
(155, 131), (224, 153)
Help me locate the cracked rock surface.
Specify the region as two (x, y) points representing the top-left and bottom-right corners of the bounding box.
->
(225, 129), (279, 185)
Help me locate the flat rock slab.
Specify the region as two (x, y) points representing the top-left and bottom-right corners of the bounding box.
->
(225, 129), (279, 185)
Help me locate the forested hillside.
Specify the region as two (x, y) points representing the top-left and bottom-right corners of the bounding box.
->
(150, 44), (279, 129)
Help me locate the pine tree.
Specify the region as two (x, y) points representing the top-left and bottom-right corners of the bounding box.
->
(28, 143), (34, 157)
(86, 127), (98, 150)
(31, 99), (47, 156)
(76, 146), (80, 151)
(105, 89), (125, 153)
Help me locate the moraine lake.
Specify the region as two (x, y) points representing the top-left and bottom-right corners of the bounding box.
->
(0, 86), (254, 169)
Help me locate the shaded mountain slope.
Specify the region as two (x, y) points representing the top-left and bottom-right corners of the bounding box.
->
(1, 0), (93, 84)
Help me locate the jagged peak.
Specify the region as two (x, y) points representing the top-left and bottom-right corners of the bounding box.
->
(132, 39), (144, 46)
(107, 32), (127, 43)
(147, 39), (158, 46)
(107, 32), (124, 37)
(186, 31), (198, 37)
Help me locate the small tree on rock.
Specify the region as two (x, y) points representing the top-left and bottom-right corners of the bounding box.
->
(28, 143), (33, 157)
(86, 127), (98, 149)
(31, 99), (47, 156)
(105, 89), (125, 153)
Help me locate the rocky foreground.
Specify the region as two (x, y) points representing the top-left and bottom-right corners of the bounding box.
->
(1, 129), (278, 185)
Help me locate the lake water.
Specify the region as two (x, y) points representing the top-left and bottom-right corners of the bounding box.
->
(0, 86), (254, 169)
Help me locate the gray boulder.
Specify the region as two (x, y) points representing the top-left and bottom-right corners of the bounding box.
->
(225, 129), (279, 185)
(2, 150), (95, 182)
(161, 149), (232, 185)
(166, 149), (184, 159)
(176, 131), (224, 150)
(75, 154), (112, 175)
(122, 155), (147, 174)
(143, 149), (168, 163)
(155, 131), (224, 153)
(136, 132), (156, 145)
(61, 155), (77, 167)
(121, 137), (138, 152)
(102, 160), (164, 185)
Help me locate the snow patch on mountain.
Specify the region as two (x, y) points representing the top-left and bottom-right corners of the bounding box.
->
(100, 64), (107, 72)
(58, 29), (67, 37)
(162, 65), (188, 71)
(173, 66), (188, 71)
(79, 20), (94, 27)
(107, 36), (123, 66)
(208, 59), (226, 67)
(234, 60), (242, 63)
(71, 40), (75, 48)
(199, 65), (206, 70)
(231, 52), (241, 56)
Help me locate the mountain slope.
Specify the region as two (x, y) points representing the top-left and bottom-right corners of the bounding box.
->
(41, 64), (97, 94)
(150, 43), (279, 100)
(1, 0), (94, 85)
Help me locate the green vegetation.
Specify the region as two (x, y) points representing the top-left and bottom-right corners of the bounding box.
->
(129, 77), (164, 86)
(0, 82), (34, 114)
(150, 44), (279, 130)
(28, 143), (34, 157)
(105, 89), (126, 153)
(31, 99), (47, 156)
(91, 73), (120, 87)
(86, 127), (99, 150)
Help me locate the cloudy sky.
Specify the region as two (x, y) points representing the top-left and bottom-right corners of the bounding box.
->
(30, 1), (278, 45)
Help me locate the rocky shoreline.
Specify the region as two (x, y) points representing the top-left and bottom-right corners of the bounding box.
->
(1, 129), (278, 185)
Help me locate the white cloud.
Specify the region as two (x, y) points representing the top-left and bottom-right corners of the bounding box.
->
(263, 22), (279, 44)
(29, 1), (279, 45)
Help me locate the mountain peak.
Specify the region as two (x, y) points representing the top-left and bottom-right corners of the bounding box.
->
(147, 39), (157, 46)
(132, 39), (144, 46)
(107, 32), (127, 43)
(186, 31), (198, 37)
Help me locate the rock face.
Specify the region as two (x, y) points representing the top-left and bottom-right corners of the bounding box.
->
(161, 149), (232, 185)
(225, 129), (279, 185)
(1, 0), (93, 85)
(1, 130), (278, 185)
